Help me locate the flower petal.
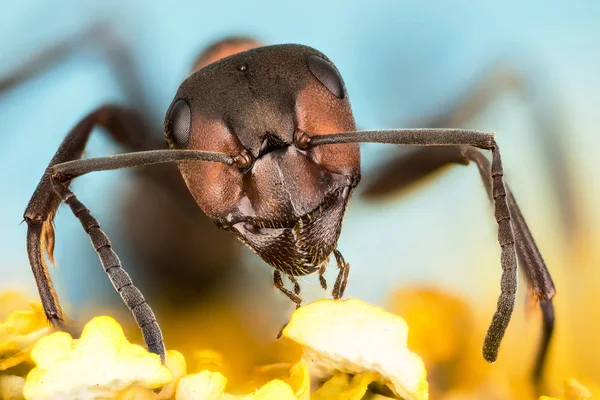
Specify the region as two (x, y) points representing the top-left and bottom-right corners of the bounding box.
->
(23, 316), (172, 399)
(175, 362), (308, 400)
(176, 370), (228, 400)
(288, 361), (310, 400)
(237, 379), (298, 400)
(157, 351), (187, 399)
(282, 298), (428, 400)
(0, 301), (53, 370)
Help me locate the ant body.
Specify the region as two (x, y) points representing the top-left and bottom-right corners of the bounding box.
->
(23, 42), (555, 387)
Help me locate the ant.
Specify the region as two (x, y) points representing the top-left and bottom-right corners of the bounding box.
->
(21, 40), (555, 388)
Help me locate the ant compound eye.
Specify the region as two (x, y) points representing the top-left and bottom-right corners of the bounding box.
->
(166, 99), (191, 148)
(307, 55), (345, 99)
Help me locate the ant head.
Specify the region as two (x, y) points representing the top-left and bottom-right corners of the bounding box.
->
(164, 44), (361, 272)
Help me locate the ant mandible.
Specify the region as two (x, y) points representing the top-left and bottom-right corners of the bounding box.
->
(23, 43), (555, 385)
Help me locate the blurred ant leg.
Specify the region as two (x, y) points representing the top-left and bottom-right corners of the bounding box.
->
(374, 63), (576, 236)
(536, 299), (555, 388)
(0, 29), (261, 117)
(412, 63), (527, 128)
(362, 145), (468, 197)
(23, 106), (169, 354)
(0, 23), (159, 121)
(0, 23), (106, 94)
(332, 249), (350, 300)
(318, 262), (328, 290)
(0, 39), (76, 94)
(273, 270), (302, 307)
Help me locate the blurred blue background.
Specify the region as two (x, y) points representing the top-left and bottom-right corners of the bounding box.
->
(0, 1), (598, 319)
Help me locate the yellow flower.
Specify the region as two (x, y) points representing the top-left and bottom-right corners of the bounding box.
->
(165, 298), (426, 399)
(0, 293), (53, 371)
(16, 311), (310, 399)
(113, 351), (186, 400)
(175, 361), (309, 399)
(2, 294), (431, 399)
(282, 298), (429, 400)
(176, 370), (228, 399)
(23, 316), (173, 399)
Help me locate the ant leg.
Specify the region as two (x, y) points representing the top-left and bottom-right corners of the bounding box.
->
(50, 180), (164, 359)
(332, 250), (350, 300)
(0, 23), (158, 121)
(362, 145), (468, 197)
(23, 106), (158, 336)
(409, 62), (530, 127)
(27, 146), (231, 359)
(318, 262), (328, 291)
(312, 130), (517, 363)
(23, 103), (231, 358)
(0, 23), (106, 94)
(457, 146), (554, 389)
(3, 32), (263, 304)
(273, 271), (302, 307)
(274, 272), (303, 338)
(310, 129), (554, 386)
(291, 277), (301, 296)
(36, 147), (231, 360)
(287, 275), (302, 310)
(461, 146), (555, 386)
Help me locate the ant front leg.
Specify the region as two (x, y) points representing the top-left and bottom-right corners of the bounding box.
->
(463, 147), (555, 387)
(332, 249), (350, 300)
(308, 128), (555, 388)
(23, 106), (165, 359)
(50, 180), (164, 357)
(26, 143), (233, 361)
(310, 130), (521, 360)
(364, 143), (555, 386)
(318, 261), (328, 291)
(273, 270), (303, 308)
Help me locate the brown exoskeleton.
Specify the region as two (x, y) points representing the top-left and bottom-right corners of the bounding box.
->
(23, 43), (555, 386)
